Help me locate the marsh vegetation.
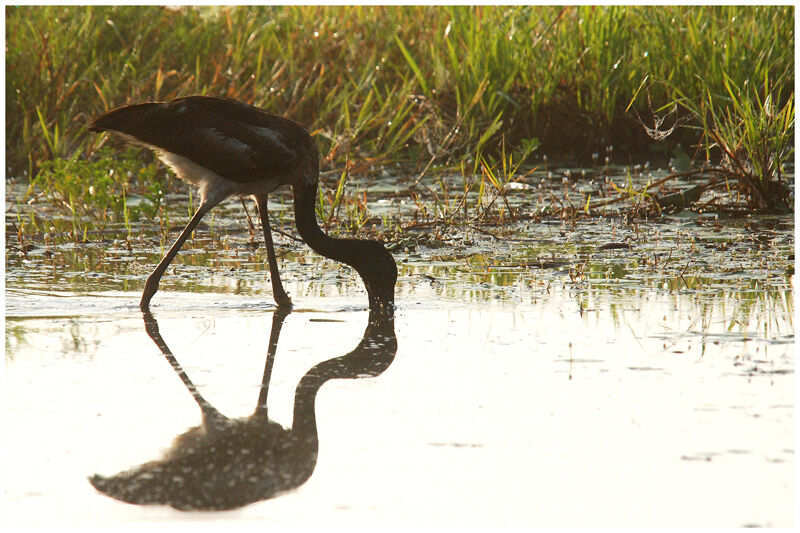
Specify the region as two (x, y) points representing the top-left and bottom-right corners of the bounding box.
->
(6, 5), (794, 244)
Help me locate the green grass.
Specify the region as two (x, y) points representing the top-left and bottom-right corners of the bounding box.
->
(7, 5), (794, 221)
(27, 147), (165, 240)
(669, 71), (794, 210)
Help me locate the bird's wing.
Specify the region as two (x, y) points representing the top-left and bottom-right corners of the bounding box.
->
(90, 97), (303, 184)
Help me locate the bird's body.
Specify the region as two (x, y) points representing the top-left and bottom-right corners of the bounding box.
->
(89, 96), (396, 312)
(90, 97), (316, 205)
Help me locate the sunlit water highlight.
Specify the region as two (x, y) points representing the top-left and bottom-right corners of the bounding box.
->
(4, 176), (794, 527)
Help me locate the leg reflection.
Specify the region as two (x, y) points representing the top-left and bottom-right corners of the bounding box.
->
(255, 305), (291, 417)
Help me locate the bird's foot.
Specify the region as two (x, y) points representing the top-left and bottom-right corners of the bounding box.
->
(275, 294), (293, 310)
(140, 277), (159, 310)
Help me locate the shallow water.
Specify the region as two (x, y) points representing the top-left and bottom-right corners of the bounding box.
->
(4, 173), (795, 527)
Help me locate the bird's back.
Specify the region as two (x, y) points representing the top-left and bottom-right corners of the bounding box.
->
(90, 96), (316, 185)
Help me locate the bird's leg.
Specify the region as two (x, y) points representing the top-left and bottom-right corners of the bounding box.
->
(255, 194), (293, 309)
(140, 200), (216, 310)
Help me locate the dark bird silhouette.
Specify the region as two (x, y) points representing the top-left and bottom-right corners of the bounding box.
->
(88, 307), (397, 510)
(89, 96), (396, 312)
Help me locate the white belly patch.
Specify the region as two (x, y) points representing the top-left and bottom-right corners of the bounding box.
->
(157, 151), (281, 205)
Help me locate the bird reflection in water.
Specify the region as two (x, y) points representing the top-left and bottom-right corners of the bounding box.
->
(89, 307), (397, 510)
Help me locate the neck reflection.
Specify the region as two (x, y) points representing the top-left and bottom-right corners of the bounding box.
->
(89, 307), (397, 511)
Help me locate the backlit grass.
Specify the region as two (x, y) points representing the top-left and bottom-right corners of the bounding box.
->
(6, 5), (794, 225)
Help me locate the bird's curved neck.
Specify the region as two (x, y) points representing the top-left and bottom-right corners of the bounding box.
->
(292, 183), (394, 313)
(292, 184), (345, 260)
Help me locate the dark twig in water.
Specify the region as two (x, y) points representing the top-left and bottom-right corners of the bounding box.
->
(678, 260), (692, 287)
(240, 197), (257, 239)
(469, 225), (502, 241)
(269, 225), (305, 244)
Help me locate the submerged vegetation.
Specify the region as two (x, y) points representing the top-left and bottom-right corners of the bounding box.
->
(6, 5), (795, 242)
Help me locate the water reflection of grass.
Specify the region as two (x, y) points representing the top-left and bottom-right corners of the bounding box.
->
(400, 239), (793, 343)
(579, 284), (792, 340)
(4, 323), (29, 360)
(7, 241), (792, 354)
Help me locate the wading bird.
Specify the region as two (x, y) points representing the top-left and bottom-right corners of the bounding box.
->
(89, 96), (396, 312)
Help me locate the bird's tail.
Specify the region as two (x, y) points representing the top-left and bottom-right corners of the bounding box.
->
(88, 102), (161, 134)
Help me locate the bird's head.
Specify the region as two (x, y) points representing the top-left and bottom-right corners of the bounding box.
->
(355, 240), (397, 314)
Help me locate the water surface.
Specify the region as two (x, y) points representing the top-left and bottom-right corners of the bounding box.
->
(5, 169), (794, 527)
